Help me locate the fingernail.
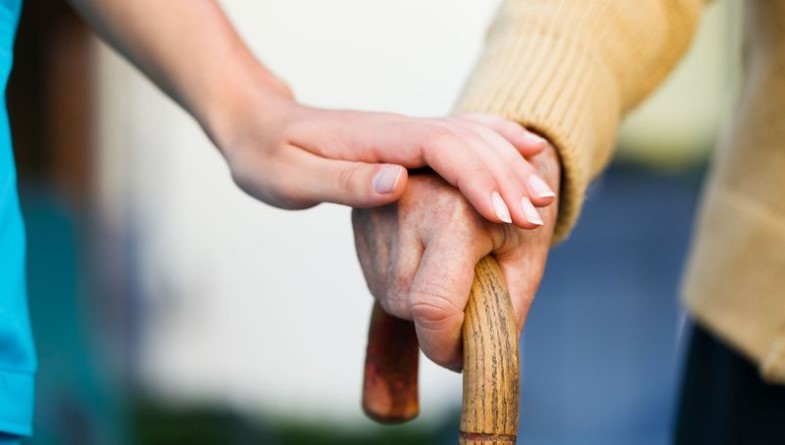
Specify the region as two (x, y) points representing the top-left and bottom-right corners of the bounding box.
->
(372, 165), (403, 194)
(521, 196), (544, 226)
(492, 192), (512, 223)
(528, 175), (556, 198)
(522, 131), (547, 147)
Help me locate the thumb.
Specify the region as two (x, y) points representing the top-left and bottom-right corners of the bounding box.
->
(333, 162), (408, 208)
(293, 150), (409, 208)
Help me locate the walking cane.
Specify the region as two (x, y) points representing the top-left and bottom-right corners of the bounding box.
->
(362, 255), (520, 445)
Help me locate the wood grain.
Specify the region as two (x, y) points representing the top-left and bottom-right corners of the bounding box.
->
(362, 256), (519, 444)
(459, 256), (519, 444)
(362, 301), (420, 423)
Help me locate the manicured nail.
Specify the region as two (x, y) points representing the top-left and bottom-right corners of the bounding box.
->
(521, 196), (544, 226)
(372, 165), (403, 194)
(528, 175), (556, 198)
(522, 131), (547, 147)
(492, 192), (512, 223)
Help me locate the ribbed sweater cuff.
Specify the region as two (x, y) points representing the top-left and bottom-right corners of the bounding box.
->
(456, 31), (621, 242)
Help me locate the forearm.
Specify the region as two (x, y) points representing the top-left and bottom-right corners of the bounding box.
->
(67, 0), (290, 146)
(66, 0), (559, 219)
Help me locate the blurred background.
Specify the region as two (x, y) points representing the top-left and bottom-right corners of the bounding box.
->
(10, 0), (740, 444)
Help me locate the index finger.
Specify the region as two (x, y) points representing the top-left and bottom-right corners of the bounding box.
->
(456, 113), (548, 157)
(408, 232), (491, 371)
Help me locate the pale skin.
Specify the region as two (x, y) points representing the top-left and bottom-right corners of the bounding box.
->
(66, 0), (555, 227)
(65, 0), (560, 371)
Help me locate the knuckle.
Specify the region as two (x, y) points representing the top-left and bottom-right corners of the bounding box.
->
(501, 166), (522, 188)
(336, 166), (360, 195)
(409, 282), (463, 328)
(378, 297), (411, 321)
(389, 273), (412, 302)
(490, 223), (515, 252)
(455, 168), (495, 197)
(510, 151), (533, 170)
(379, 271), (417, 321)
(428, 191), (478, 231)
(424, 124), (460, 151)
(463, 120), (490, 135)
(496, 118), (521, 134)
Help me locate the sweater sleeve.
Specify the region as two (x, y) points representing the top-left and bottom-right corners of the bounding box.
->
(456, 0), (704, 242)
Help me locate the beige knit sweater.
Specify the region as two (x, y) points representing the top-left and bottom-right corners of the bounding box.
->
(458, 0), (785, 384)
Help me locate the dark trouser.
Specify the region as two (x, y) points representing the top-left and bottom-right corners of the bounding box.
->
(674, 323), (785, 444)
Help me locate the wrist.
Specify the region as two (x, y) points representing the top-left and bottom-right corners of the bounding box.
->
(197, 60), (295, 160)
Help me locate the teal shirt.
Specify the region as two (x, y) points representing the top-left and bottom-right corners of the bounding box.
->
(0, 0), (36, 439)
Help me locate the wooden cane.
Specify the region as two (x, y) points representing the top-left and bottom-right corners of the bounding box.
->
(362, 256), (520, 444)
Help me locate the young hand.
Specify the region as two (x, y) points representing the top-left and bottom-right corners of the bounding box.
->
(213, 89), (555, 228)
(68, 0), (554, 227)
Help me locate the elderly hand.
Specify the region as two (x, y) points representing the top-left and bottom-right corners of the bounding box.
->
(352, 143), (560, 370)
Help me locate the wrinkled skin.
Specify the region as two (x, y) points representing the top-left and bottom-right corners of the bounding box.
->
(353, 144), (561, 370)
